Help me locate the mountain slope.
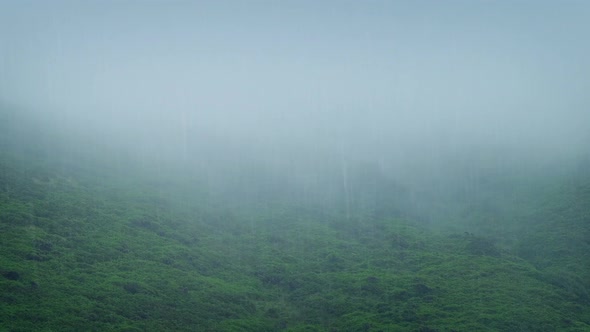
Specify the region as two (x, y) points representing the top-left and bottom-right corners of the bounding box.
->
(1, 110), (589, 331)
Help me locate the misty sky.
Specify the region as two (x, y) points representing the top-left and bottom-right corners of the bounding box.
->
(1, 1), (589, 163)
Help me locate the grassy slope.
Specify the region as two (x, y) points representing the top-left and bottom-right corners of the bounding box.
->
(1, 111), (589, 331)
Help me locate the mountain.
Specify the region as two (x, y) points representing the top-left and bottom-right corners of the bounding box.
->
(1, 109), (589, 331)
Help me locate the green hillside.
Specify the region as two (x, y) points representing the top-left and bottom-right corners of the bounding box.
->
(1, 111), (589, 331)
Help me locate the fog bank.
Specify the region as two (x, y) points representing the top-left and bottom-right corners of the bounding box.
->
(2, 1), (589, 181)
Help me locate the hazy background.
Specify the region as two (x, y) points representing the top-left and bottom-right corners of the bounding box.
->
(1, 0), (589, 187)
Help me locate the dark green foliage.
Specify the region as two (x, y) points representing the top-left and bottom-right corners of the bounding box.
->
(464, 235), (500, 257)
(1, 271), (21, 280)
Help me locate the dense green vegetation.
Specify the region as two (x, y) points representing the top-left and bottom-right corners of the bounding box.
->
(1, 110), (589, 331)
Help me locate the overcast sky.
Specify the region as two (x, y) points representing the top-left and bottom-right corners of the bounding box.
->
(1, 1), (589, 163)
